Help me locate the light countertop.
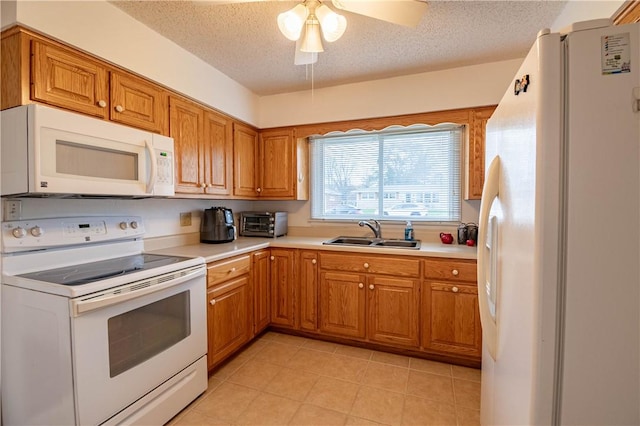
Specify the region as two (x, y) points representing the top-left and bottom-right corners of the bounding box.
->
(148, 236), (477, 263)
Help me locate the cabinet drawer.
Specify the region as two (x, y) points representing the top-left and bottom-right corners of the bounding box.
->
(319, 252), (420, 277)
(430, 282), (477, 295)
(423, 258), (477, 282)
(207, 255), (251, 287)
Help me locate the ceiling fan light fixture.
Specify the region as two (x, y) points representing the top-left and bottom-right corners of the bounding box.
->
(277, 4), (308, 41)
(315, 4), (347, 42)
(299, 16), (324, 53)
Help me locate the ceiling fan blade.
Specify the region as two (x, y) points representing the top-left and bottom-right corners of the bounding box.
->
(331, 0), (427, 27)
(294, 39), (318, 65)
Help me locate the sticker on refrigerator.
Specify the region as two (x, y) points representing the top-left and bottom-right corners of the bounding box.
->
(602, 33), (631, 75)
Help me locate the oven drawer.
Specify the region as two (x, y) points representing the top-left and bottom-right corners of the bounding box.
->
(207, 255), (251, 287)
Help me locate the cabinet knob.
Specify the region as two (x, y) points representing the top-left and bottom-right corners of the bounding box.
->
(363, 263), (370, 269)
(257, 187), (262, 193)
(369, 284), (375, 290)
(97, 100), (107, 108)
(452, 269), (459, 276)
(115, 105), (125, 113)
(270, 256), (275, 261)
(311, 259), (317, 265)
(209, 299), (216, 306)
(358, 283), (364, 289)
(199, 183), (207, 188)
(229, 267), (236, 273)
(452, 286), (459, 293)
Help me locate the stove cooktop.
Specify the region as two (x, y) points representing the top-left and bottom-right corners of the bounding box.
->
(18, 253), (191, 286)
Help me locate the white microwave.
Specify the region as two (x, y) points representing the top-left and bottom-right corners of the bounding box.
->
(1, 104), (174, 197)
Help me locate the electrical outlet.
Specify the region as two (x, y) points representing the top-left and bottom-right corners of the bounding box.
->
(4, 200), (22, 221)
(180, 212), (192, 227)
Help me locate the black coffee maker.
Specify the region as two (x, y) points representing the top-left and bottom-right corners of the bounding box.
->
(200, 207), (236, 243)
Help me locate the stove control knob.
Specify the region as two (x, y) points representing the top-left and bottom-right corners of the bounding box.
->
(30, 226), (44, 237)
(130, 221), (139, 229)
(12, 227), (27, 238)
(119, 222), (128, 230)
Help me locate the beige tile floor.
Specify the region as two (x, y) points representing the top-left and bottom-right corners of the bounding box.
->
(167, 332), (481, 426)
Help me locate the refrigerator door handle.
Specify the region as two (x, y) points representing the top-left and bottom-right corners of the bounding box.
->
(477, 155), (501, 361)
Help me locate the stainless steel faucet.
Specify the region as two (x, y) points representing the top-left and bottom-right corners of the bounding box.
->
(358, 220), (382, 239)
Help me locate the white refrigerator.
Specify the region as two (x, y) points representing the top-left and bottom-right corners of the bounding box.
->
(478, 19), (640, 425)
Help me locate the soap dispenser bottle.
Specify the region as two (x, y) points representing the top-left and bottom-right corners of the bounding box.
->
(404, 221), (414, 241)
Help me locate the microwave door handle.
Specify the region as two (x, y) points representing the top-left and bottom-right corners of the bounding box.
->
(145, 139), (157, 194)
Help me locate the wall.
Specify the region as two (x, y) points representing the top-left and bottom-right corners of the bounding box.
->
(257, 59), (522, 128)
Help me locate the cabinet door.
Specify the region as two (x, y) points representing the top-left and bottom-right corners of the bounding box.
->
(233, 122), (259, 198)
(299, 250), (318, 331)
(110, 71), (168, 134)
(170, 97), (204, 194)
(207, 276), (252, 369)
(319, 271), (366, 339)
(252, 250), (271, 334)
(259, 129), (295, 198)
(466, 106), (496, 200)
(203, 110), (233, 196)
(367, 276), (419, 347)
(422, 282), (481, 357)
(269, 249), (296, 328)
(31, 40), (109, 119)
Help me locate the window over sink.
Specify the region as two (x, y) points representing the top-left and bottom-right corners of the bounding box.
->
(310, 124), (462, 222)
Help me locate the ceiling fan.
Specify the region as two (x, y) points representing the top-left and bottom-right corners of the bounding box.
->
(210, 0), (428, 65)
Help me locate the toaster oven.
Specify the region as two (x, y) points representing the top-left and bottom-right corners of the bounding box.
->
(239, 212), (288, 238)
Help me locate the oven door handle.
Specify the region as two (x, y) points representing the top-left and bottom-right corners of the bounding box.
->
(70, 265), (205, 317)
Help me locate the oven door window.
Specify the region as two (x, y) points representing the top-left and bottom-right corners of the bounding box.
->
(107, 291), (190, 377)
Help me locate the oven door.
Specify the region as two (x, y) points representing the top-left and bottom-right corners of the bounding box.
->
(70, 265), (206, 425)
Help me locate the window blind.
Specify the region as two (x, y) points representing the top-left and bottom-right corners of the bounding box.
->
(310, 124), (463, 222)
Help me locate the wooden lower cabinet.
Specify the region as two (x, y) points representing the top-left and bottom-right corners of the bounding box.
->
(318, 252), (420, 348)
(422, 258), (481, 358)
(368, 276), (420, 347)
(299, 250), (318, 331)
(207, 275), (252, 369)
(269, 248), (296, 328)
(252, 250), (271, 334)
(204, 249), (480, 371)
(319, 271), (367, 339)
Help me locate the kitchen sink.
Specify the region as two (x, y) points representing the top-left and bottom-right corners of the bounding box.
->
(323, 236), (421, 249)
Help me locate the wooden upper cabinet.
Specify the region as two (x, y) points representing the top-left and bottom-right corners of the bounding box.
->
(170, 96), (204, 194)
(466, 106), (496, 200)
(30, 38), (169, 134)
(260, 128), (309, 200)
(233, 122), (260, 197)
(31, 39), (109, 119)
(170, 96), (234, 196)
(615, 1), (640, 24)
(203, 111), (233, 196)
(233, 126), (309, 200)
(110, 71), (168, 134)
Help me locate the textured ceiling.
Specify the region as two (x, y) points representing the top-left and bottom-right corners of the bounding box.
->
(109, 0), (568, 96)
